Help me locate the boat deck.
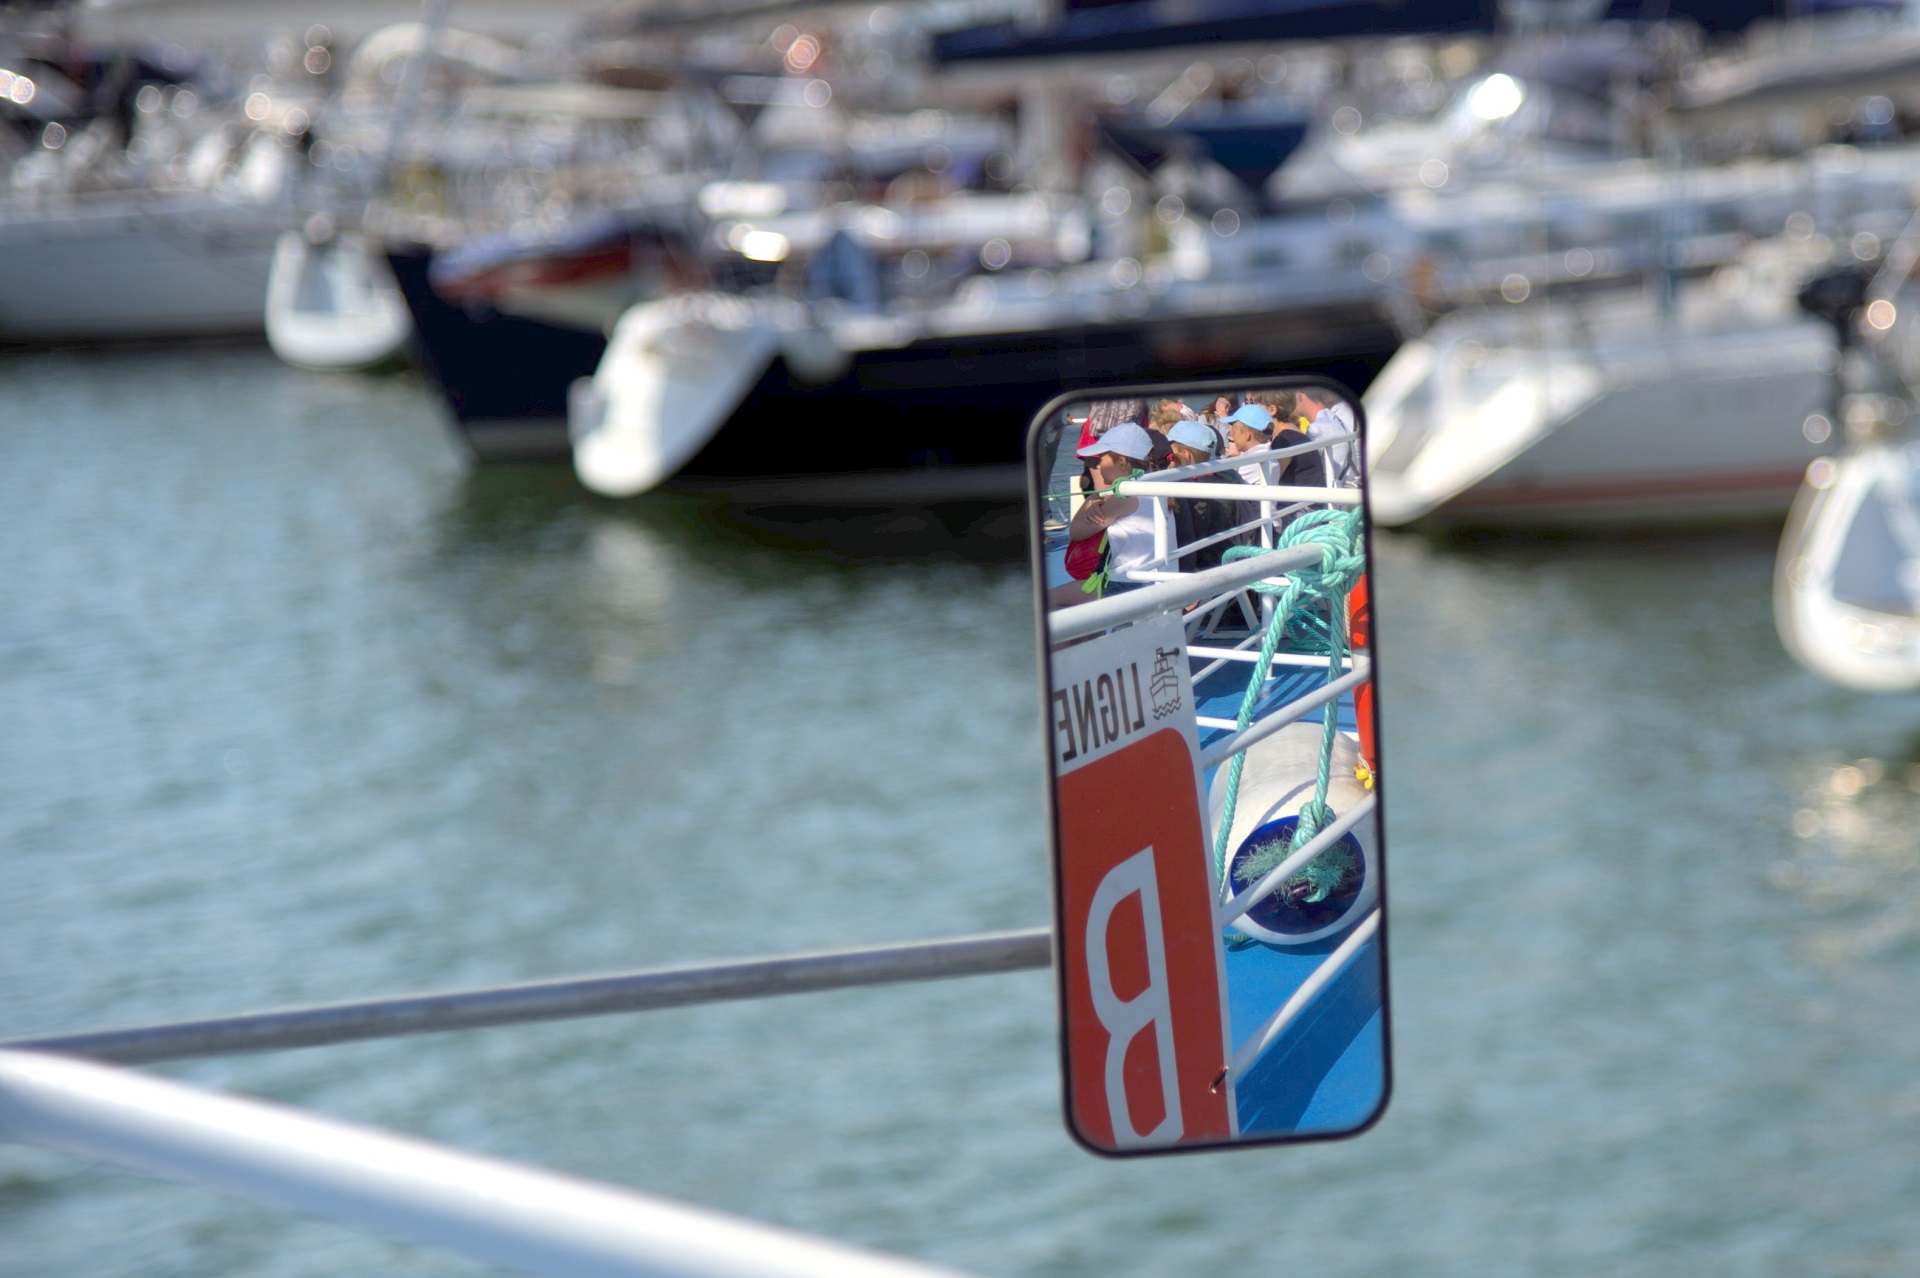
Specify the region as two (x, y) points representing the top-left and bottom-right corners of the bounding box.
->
(1044, 520), (1384, 1137)
(1194, 659), (1383, 1136)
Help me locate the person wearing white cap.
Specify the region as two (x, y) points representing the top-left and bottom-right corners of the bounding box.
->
(1067, 421), (1160, 594)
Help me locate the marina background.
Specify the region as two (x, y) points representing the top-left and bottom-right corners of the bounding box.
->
(7, 347), (1920, 1274)
(12, 0), (1920, 1265)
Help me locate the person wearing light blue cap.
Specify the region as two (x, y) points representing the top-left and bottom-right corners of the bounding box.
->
(1165, 419), (1254, 573)
(1067, 421), (1159, 597)
(1164, 420), (1218, 466)
(1226, 400), (1328, 495)
(1223, 402), (1274, 434)
(1223, 403), (1277, 486)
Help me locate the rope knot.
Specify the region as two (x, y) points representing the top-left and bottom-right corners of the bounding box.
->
(1290, 797), (1334, 853)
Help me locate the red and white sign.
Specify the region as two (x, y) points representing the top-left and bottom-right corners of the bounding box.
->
(1051, 614), (1234, 1149)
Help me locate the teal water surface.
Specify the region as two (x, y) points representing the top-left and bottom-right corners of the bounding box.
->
(5, 346), (1920, 1276)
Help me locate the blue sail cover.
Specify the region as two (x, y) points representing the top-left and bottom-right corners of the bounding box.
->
(1604, 0), (1899, 29)
(1099, 105), (1311, 196)
(934, 0), (1500, 63)
(935, 0), (1898, 63)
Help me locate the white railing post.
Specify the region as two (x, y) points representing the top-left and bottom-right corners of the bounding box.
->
(1150, 492), (1170, 573)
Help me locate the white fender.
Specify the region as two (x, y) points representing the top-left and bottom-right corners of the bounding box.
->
(778, 323), (852, 387)
(1207, 720), (1377, 946)
(571, 297), (782, 498)
(264, 231), (412, 372)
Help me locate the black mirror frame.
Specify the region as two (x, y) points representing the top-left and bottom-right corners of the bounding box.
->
(1025, 373), (1395, 1158)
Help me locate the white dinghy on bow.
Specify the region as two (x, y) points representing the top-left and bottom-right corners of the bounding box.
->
(1775, 430), (1920, 691)
(570, 295), (839, 498)
(264, 223), (412, 372)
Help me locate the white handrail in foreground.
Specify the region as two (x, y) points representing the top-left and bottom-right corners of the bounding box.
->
(1225, 910), (1380, 1083)
(0, 1050), (971, 1278)
(1188, 647), (1354, 669)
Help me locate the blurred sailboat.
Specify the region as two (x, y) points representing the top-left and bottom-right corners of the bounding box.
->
(1364, 241), (1838, 527)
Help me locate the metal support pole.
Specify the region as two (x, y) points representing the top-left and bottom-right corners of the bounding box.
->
(379, 0), (452, 185)
(3, 930), (1052, 1065)
(0, 1050), (972, 1278)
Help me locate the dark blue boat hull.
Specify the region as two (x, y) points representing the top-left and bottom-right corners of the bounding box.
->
(388, 242), (1397, 488)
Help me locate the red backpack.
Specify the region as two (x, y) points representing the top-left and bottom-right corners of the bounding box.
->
(1064, 531), (1106, 581)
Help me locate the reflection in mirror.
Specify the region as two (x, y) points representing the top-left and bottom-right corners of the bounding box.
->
(1028, 378), (1387, 1155)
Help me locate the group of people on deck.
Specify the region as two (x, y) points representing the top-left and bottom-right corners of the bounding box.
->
(1052, 386), (1356, 609)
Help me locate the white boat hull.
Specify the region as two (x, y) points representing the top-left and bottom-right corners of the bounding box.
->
(265, 231), (412, 372)
(1365, 282), (1836, 528)
(0, 198), (284, 342)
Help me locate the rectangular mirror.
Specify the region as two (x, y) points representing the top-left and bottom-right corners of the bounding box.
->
(1028, 378), (1388, 1155)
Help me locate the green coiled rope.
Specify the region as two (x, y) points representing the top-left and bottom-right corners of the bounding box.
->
(1208, 508), (1367, 894)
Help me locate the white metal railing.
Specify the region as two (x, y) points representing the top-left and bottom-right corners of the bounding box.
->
(1047, 544), (1321, 642)
(1189, 626), (1357, 689)
(1197, 661), (1372, 770)
(1049, 433), (1356, 660)
(1190, 647), (1355, 668)
(1225, 909), (1380, 1083)
(1048, 429), (1358, 592)
(1113, 461), (1362, 581)
(0, 1050), (971, 1278)
(1110, 430), (1361, 583)
(1049, 436), (1369, 806)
